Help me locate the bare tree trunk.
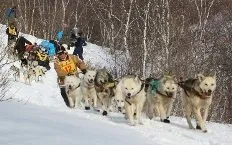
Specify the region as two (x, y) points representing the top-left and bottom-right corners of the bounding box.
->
(61, 0), (70, 31)
(160, 0), (170, 69)
(194, 0), (215, 58)
(142, 0), (151, 78)
(29, 0), (36, 35)
(123, 0), (134, 61)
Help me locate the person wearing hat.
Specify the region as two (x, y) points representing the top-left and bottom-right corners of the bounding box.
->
(54, 50), (87, 107)
(6, 22), (18, 41)
(72, 31), (87, 60)
(55, 50), (86, 80)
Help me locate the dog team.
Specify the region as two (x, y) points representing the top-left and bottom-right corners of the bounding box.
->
(53, 50), (216, 133)
(8, 46), (217, 133)
(9, 59), (47, 85)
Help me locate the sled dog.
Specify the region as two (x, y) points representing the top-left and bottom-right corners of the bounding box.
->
(9, 65), (20, 81)
(115, 75), (146, 125)
(22, 67), (36, 85)
(81, 70), (98, 110)
(178, 73), (216, 132)
(34, 66), (46, 82)
(145, 75), (177, 123)
(95, 68), (116, 115)
(64, 75), (83, 108)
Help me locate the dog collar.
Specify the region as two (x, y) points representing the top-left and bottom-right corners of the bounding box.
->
(156, 90), (173, 98)
(125, 83), (145, 105)
(184, 89), (210, 100)
(125, 99), (132, 105)
(67, 83), (80, 94)
(196, 89), (211, 99)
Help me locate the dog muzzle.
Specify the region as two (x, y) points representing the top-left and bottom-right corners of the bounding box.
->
(165, 92), (174, 98)
(88, 79), (94, 84)
(200, 89), (212, 97)
(118, 107), (122, 112)
(205, 90), (212, 96)
(126, 93), (132, 99)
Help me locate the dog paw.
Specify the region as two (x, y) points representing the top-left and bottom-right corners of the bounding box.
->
(85, 106), (90, 110)
(102, 111), (108, 116)
(93, 107), (100, 112)
(189, 125), (194, 129)
(202, 129), (208, 133)
(162, 119), (170, 123)
(137, 121), (144, 125)
(196, 125), (201, 130)
(129, 122), (136, 126)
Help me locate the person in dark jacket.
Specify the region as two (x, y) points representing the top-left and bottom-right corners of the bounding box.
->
(72, 31), (87, 60)
(6, 6), (17, 24)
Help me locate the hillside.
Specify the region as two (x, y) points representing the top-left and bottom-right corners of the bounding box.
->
(0, 24), (231, 145)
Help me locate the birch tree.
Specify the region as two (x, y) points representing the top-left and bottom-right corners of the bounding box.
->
(135, 0), (151, 78)
(61, 0), (70, 31)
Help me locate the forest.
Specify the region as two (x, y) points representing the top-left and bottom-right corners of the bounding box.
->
(0, 0), (231, 123)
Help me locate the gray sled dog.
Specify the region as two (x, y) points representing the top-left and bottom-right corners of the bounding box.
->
(9, 65), (20, 81)
(95, 68), (116, 115)
(81, 70), (98, 110)
(64, 75), (83, 108)
(115, 75), (146, 126)
(145, 74), (177, 123)
(178, 73), (216, 132)
(22, 67), (36, 85)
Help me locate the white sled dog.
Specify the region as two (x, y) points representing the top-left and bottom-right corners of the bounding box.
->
(22, 67), (36, 85)
(81, 70), (98, 110)
(115, 75), (146, 126)
(34, 66), (47, 82)
(178, 73), (216, 132)
(64, 75), (83, 108)
(145, 75), (177, 123)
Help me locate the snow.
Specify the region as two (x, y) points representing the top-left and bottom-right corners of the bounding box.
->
(0, 24), (232, 145)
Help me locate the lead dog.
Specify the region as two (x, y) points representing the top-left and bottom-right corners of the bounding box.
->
(178, 73), (216, 132)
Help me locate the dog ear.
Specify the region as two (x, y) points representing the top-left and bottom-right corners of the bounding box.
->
(197, 74), (205, 81)
(135, 75), (140, 82)
(212, 72), (216, 79)
(114, 79), (119, 85)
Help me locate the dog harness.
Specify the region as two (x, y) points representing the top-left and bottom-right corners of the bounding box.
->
(8, 27), (17, 35)
(66, 83), (81, 95)
(177, 80), (210, 100)
(185, 89), (210, 100)
(156, 90), (173, 98)
(36, 52), (48, 61)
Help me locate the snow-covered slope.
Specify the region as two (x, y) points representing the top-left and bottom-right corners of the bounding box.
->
(0, 24), (231, 145)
